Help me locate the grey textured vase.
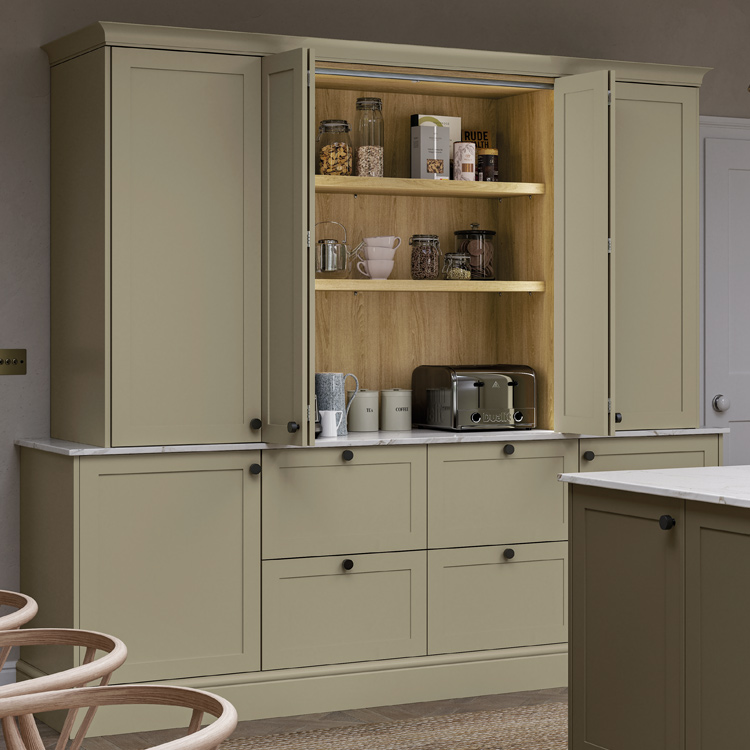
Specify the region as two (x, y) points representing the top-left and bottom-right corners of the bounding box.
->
(315, 372), (359, 436)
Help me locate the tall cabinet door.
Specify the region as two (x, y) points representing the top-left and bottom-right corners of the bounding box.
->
(261, 48), (316, 446)
(614, 84), (699, 430)
(110, 49), (261, 447)
(554, 70), (614, 436)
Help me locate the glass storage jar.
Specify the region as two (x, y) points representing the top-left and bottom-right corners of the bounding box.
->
(354, 98), (384, 177)
(442, 251), (472, 280)
(454, 223), (496, 280)
(410, 235), (441, 280)
(317, 120), (353, 175)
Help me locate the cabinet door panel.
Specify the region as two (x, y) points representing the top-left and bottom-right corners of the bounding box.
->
(428, 543), (567, 655)
(614, 84), (698, 430)
(263, 446), (426, 558)
(111, 49), (261, 446)
(262, 551), (426, 669)
(428, 441), (576, 548)
(686, 503), (750, 749)
(78, 452), (260, 682)
(261, 48), (315, 446)
(554, 70), (614, 436)
(570, 486), (684, 750)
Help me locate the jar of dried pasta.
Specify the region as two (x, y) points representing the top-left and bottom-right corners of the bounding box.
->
(317, 120), (353, 175)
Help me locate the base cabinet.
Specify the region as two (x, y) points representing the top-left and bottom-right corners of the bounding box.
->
(570, 485), (749, 750)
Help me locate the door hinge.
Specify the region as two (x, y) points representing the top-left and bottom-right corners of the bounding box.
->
(307, 230), (311, 248)
(608, 399), (612, 413)
(307, 404), (312, 421)
(608, 238), (612, 254)
(307, 71), (311, 87)
(608, 90), (612, 105)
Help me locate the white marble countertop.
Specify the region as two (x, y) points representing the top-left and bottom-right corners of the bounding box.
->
(559, 464), (750, 509)
(16, 427), (727, 456)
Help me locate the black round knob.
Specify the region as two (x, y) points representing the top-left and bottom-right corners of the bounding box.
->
(342, 450), (354, 462)
(615, 412), (623, 424)
(583, 450), (595, 461)
(287, 421), (299, 433)
(503, 548), (515, 560)
(249, 463), (262, 475)
(470, 412), (482, 424)
(250, 418), (262, 430)
(659, 514), (676, 531)
(503, 444), (515, 455)
(342, 559), (354, 571)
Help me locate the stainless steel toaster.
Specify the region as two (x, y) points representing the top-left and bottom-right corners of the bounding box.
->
(411, 365), (536, 430)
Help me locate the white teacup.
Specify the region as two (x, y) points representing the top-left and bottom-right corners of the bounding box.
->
(362, 245), (396, 261)
(357, 259), (394, 279)
(363, 235), (401, 250)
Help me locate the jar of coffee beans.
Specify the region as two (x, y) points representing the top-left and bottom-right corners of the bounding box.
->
(317, 120), (353, 175)
(410, 235), (441, 280)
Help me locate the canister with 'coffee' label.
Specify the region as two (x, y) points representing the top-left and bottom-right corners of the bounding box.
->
(380, 389), (412, 431)
(347, 389), (379, 432)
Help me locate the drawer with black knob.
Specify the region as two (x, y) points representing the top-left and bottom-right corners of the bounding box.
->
(262, 550), (427, 670)
(427, 441), (577, 549)
(262, 446), (426, 559)
(427, 542), (567, 655)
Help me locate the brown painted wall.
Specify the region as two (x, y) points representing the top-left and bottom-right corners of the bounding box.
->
(1, 0), (748, 591)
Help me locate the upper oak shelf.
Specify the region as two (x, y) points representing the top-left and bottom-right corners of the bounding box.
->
(315, 175), (545, 199)
(315, 279), (546, 293)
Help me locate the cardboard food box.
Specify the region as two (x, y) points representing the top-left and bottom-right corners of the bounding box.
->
(410, 114), (462, 153)
(410, 125), (450, 180)
(462, 128), (494, 149)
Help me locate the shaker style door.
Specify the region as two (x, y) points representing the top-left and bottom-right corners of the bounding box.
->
(261, 48), (316, 446)
(554, 70), (615, 436)
(110, 48), (261, 446)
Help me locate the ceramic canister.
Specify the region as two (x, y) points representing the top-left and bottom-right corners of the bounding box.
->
(380, 389), (412, 431)
(347, 389), (379, 432)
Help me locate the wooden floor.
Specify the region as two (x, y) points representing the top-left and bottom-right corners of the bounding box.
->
(16, 688), (568, 750)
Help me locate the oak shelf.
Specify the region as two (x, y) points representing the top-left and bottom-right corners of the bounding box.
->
(315, 175), (546, 199)
(315, 279), (545, 293)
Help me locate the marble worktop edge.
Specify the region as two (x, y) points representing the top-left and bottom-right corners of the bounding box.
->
(16, 427), (728, 456)
(559, 464), (750, 509)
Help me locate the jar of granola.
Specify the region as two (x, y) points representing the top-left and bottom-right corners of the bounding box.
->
(317, 120), (353, 175)
(354, 98), (384, 177)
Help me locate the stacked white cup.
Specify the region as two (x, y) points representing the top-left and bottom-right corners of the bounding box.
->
(357, 236), (401, 279)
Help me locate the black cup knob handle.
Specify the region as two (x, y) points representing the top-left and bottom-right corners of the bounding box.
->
(287, 421), (299, 433)
(659, 514), (676, 531)
(615, 413), (623, 424)
(249, 463), (262, 475)
(583, 450), (595, 461)
(250, 418), (262, 430)
(342, 450), (354, 462)
(342, 559), (354, 571)
(503, 548), (515, 560)
(503, 444), (515, 455)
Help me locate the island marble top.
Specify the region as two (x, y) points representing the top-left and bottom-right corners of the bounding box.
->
(559, 464), (750, 509)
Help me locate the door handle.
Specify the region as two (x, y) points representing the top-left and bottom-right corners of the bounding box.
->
(712, 394), (731, 413)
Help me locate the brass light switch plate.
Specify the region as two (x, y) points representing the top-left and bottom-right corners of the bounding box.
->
(0, 349), (27, 375)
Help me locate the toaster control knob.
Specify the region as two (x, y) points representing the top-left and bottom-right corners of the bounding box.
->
(470, 412), (482, 424)
(513, 410), (524, 423)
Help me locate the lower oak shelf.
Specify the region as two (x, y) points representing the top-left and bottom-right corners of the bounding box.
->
(315, 279), (545, 293)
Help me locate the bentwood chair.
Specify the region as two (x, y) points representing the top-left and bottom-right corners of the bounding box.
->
(0, 592), (38, 632)
(0, 629), (127, 745)
(0, 685), (238, 750)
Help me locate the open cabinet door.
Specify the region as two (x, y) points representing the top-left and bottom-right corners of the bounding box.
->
(261, 48), (316, 446)
(554, 70), (615, 436)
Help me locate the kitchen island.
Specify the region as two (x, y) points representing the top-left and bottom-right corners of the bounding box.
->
(560, 465), (750, 750)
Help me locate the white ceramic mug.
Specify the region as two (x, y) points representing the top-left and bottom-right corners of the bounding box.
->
(319, 409), (344, 438)
(363, 235), (401, 250)
(362, 245), (397, 261)
(357, 259), (394, 279)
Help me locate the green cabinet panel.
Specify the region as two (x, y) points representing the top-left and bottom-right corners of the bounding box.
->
(262, 551), (427, 670)
(262, 446), (426, 558)
(78, 452), (261, 682)
(428, 542), (567, 656)
(428, 441), (576, 548)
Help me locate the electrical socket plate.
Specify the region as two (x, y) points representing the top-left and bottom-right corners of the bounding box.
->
(0, 349), (27, 375)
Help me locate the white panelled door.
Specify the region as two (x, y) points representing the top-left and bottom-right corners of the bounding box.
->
(703, 118), (750, 464)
